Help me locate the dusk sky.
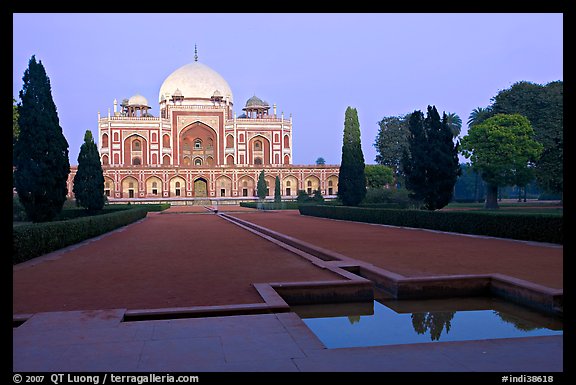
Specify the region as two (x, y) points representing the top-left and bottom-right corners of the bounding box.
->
(13, 13), (563, 166)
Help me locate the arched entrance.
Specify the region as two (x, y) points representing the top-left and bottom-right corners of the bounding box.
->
(194, 178), (208, 197)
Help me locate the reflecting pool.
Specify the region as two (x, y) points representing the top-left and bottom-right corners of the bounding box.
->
(292, 297), (562, 349)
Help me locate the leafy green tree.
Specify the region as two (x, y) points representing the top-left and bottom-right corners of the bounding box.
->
(490, 81), (563, 196)
(257, 170), (267, 200)
(444, 112), (462, 138)
(315, 157), (326, 165)
(73, 130), (105, 211)
(274, 175), (281, 204)
(13, 55), (70, 222)
(338, 107), (366, 206)
(364, 164), (394, 189)
(402, 106), (460, 210)
(460, 114), (543, 209)
(373, 114), (410, 186)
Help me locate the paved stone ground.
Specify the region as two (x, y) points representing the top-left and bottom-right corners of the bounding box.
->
(13, 309), (563, 372)
(230, 210), (562, 289)
(13, 207), (564, 372)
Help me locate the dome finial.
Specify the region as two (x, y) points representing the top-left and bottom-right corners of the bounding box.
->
(194, 44), (198, 62)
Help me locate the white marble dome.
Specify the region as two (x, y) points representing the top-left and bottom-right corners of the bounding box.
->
(128, 94), (149, 106)
(158, 61), (233, 104)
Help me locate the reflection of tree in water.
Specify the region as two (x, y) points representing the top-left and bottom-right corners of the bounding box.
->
(347, 315), (361, 325)
(493, 311), (538, 331)
(411, 311), (456, 341)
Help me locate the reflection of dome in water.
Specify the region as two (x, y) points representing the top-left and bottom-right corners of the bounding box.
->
(158, 61), (233, 103)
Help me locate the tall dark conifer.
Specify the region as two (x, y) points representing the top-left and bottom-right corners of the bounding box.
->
(14, 55), (70, 222)
(402, 106), (460, 210)
(274, 176), (281, 204)
(73, 130), (105, 211)
(402, 110), (427, 202)
(338, 107), (366, 206)
(257, 170), (267, 200)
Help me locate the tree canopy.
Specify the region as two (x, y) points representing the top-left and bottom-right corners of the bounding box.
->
(444, 112), (462, 138)
(338, 107), (366, 206)
(373, 114), (410, 173)
(460, 113), (543, 209)
(365, 164), (394, 189)
(401, 106), (460, 210)
(13, 55), (70, 222)
(467, 106), (492, 128)
(490, 81), (562, 194)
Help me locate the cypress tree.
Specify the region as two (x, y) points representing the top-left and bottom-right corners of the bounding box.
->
(257, 170), (267, 200)
(73, 130), (105, 212)
(338, 107), (366, 206)
(402, 110), (427, 203)
(274, 176), (281, 204)
(14, 55), (70, 222)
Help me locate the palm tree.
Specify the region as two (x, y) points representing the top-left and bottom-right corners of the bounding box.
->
(466, 107), (492, 203)
(444, 112), (462, 138)
(467, 107), (492, 128)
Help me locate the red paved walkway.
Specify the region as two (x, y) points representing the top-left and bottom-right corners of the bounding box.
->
(230, 210), (563, 289)
(13, 212), (342, 315)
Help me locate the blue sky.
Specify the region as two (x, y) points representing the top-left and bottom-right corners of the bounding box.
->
(13, 13), (563, 166)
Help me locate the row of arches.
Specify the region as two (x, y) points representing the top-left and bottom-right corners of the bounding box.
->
(101, 127), (291, 167)
(103, 132), (291, 150)
(101, 153), (291, 167)
(103, 174), (338, 198)
(102, 132), (172, 148)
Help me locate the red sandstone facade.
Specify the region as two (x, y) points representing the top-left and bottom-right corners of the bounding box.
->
(66, 56), (339, 201)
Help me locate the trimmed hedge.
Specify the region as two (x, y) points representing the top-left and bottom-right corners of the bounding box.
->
(54, 206), (131, 221)
(240, 201), (300, 210)
(298, 205), (563, 244)
(13, 207), (149, 264)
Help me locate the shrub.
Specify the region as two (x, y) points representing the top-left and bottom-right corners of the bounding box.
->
(13, 207), (150, 264)
(298, 205), (562, 244)
(361, 188), (415, 208)
(240, 201), (300, 210)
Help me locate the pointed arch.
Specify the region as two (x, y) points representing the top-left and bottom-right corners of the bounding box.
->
(124, 134), (148, 166)
(121, 176), (139, 198)
(326, 174), (339, 196)
(179, 121), (218, 166)
(215, 175), (232, 197)
(169, 176), (186, 197)
(145, 175), (163, 196)
(304, 175), (320, 195)
(238, 174), (255, 197)
(248, 135), (270, 165)
(103, 176), (114, 197)
(282, 174), (298, 196)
